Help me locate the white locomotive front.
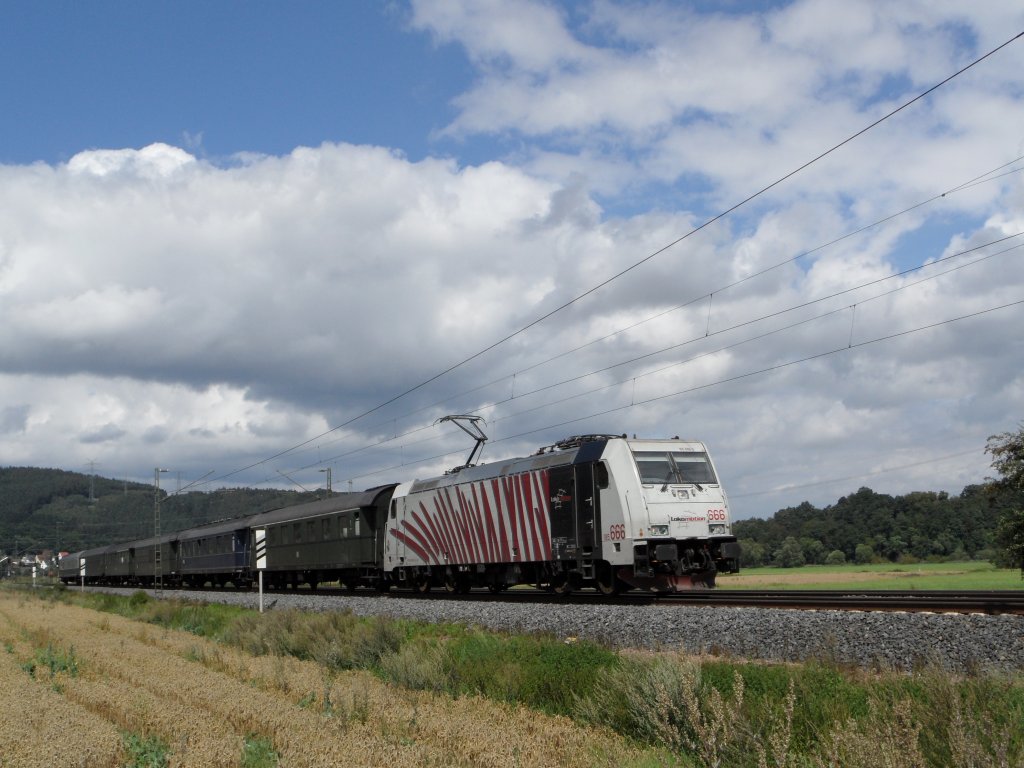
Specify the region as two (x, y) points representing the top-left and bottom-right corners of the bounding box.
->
(384, 434), (739, 594)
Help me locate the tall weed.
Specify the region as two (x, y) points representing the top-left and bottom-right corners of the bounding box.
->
(378, 640), (449, 692)
(575, 654), (748, 767)
(443, 630), (616, 714)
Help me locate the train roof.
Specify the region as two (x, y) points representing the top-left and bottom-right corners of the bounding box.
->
(247, 484), (397, 528)
(405, 434), (712, 493)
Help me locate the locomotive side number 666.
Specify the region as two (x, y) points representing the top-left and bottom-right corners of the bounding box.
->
(707, 509), (727, 521)
(607, 524), (627, 541)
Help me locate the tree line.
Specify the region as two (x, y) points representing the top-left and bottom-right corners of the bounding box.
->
(734, 426), (1024, 570)
(734, 485), (1003, 568)
(0, 466), (319, 556)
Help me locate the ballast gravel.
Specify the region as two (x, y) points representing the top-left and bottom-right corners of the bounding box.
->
(109, 588), (1024, 674)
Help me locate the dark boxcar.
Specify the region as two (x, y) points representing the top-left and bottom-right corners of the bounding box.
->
(103, 543), (133, 583)
(178, 517), (252, 587)
(58, 551), (83, 584)
(132, 534), (180, 586)
(249, 486), (395, 590)
(81, 546), (109, 584)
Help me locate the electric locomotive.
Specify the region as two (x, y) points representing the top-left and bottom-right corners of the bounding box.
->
(60, 434), (739, 594)
(385, 434), (739, 594)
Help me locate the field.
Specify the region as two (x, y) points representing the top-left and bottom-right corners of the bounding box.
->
(718, 560), (1024, 590)
(0, 589), (652, 768)
(1, 584), (1022, 768)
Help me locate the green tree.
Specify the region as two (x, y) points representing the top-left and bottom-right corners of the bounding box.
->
(774, 536), (805, 568)
(738, 539), (766, 568)
(825, 549), (846, 565)
(799, 537), (826, 565)
(854, 543), (874, 564)
(986, 426), (1024, 573)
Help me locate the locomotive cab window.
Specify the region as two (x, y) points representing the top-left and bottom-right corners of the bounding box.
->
(595, 461), (609, 489)
(633, 450), (718, 485)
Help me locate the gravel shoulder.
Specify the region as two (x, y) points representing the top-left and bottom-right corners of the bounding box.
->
(100, 587), (1024, 674)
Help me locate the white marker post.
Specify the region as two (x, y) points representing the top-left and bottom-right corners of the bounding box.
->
(254, 528), (267, 613)
(79, 557), (86, 592)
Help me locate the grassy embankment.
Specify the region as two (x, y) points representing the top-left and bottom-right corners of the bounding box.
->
(1, 584), (1022, 767)
(719, 560), (1023, 590)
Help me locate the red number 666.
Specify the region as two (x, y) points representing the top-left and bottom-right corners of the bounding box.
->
(707, 509), (727, 521)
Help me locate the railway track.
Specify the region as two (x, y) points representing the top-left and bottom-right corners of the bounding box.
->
(653, 589), (1024, 615)
(81, 583), (1024, 615)
(417, 587), (1024, 615)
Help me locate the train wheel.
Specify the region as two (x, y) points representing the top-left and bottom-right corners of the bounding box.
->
(445, 573), (470, 594)
(595, 561), (619, 596)
(551, 573), (574, 596)
(415, 576), (431, 594)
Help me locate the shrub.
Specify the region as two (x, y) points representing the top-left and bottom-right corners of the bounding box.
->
(854, 543), (875, 564)
(444, 631), (616, 715)
(378, 641), (448, 692)
(825, 550), (846, 565)
(575, 654), (747, 767)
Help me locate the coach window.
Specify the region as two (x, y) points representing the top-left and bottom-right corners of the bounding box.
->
(307, 520), (315, 541)
(323, 518), (331, 540)
(294, 523), (301, 543)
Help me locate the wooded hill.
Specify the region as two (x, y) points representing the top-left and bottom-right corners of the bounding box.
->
(0, 466), (319, 556)
(733, 484), (1016, 567)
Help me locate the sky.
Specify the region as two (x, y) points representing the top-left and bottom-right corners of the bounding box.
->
(1, 0), (1023, 522)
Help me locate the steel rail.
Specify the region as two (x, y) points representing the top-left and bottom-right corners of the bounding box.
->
(656, 589), (1024, 615)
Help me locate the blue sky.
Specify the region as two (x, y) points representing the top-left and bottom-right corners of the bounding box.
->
(1, 1), (1022, 520)
(0, 3), (471, 164)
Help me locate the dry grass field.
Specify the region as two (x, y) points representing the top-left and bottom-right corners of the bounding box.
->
(0, 591), (651, 768)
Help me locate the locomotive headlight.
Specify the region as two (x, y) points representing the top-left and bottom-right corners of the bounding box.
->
(649, 525), (669, 536)
(709, 524), (728, 534)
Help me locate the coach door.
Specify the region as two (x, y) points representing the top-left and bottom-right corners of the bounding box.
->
(574, 463), (597, 555)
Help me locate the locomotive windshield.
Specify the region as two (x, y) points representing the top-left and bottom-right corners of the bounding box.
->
(633, 450), (718, 485)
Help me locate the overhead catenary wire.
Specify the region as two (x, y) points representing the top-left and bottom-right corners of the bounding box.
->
(205, 28), (1024, 489)
(275, 230), (1022, 478)
(338, 297), (1024, 485)
(268, 157), (1024, 473)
